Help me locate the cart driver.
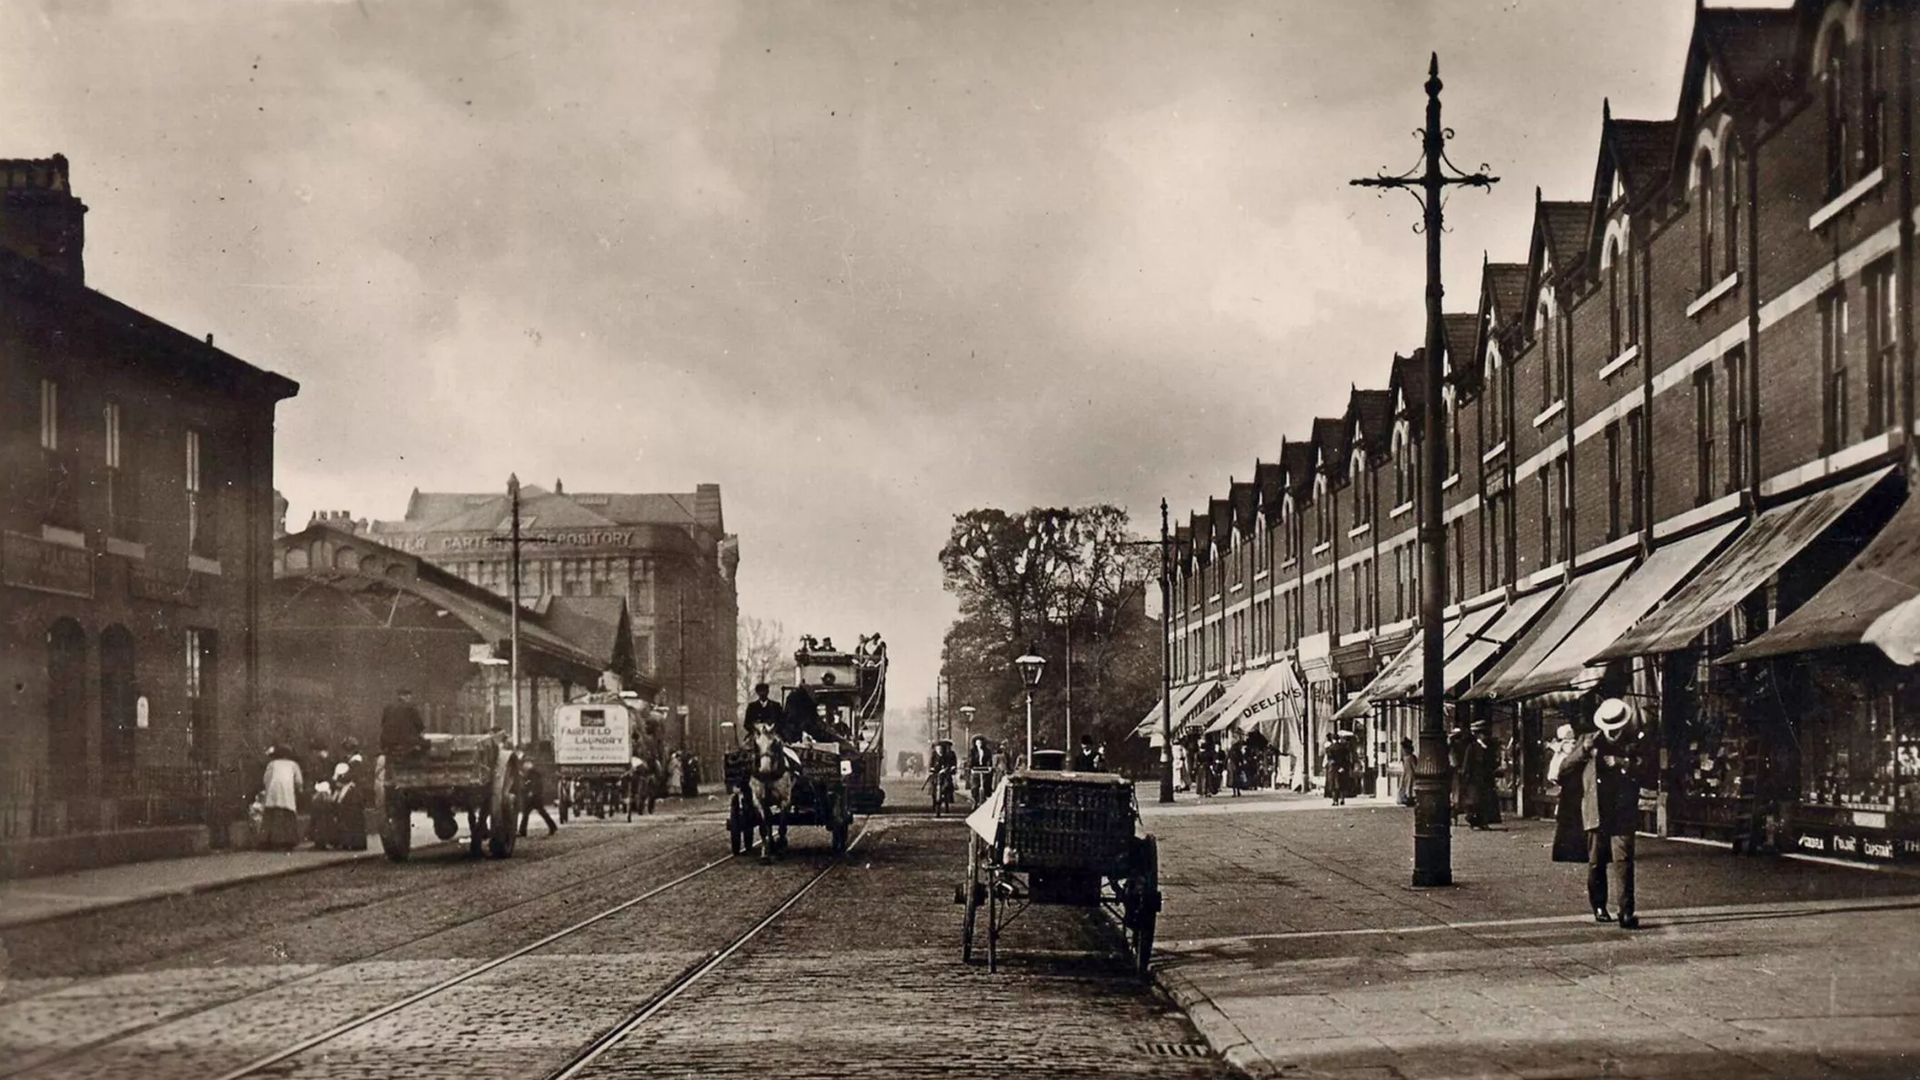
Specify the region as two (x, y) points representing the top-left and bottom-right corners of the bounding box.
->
(743, 682), (782, 742)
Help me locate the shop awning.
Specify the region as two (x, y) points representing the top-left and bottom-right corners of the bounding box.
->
(1725, 487), (1920, 663)
(1440, 589), (1561, 695)
(1171, 678), (1223, 735)
(1463, 560), (1635, 701)
(1203, 668), (1274, 734)
(1329, 690), (1372, 723)
(1360, 604), (1505, 705)
(1234, 663), (1305, 748)
(1594, 466), (1894, 662)
(1132, 682), (1203, 738)
(1489, 522), (1739, 699)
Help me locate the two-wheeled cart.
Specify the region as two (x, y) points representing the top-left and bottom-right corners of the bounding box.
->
(375, 733), (521, 861)
(955, 769), (1160, 978)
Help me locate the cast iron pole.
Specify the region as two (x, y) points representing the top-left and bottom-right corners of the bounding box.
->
(1160, 498), (1175, 804)
(1351, 55), (1497, 888)
(508, 473), (523, 747)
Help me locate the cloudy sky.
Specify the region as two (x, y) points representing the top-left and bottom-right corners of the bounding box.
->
(4, 0), (1707, 738)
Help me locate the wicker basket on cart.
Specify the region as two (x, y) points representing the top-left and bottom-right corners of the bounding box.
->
(1000, 773), (1136, 879)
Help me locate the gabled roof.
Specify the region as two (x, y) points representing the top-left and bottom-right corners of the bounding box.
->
(1347, 388), (1395, 461)
(1312, 416), (1352, 479)
(1189, 512), (1212, 563)
(540, 597), (638, 679)
(1281, 440), (1317, 497)
(1254, 460), (1286, 522)
(1390, 350), (1430, 438)
(1538, 197), (1594, 281)
(1586, 104), (1680, 265)
(1441, 313), (1482, 394)
(1671, 7), (1807, 184)
(1483, 262), (1529, 329)
(1229, 481), (1258, 536)
(1210, 497), (1234, 549)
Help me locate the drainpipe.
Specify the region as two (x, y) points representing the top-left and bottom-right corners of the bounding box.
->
(1901, 8), (1916, 474)
(1563, 283), (1577, 578)
(1640, 214), (1656, 554)
(1745, 121), (1763, 514)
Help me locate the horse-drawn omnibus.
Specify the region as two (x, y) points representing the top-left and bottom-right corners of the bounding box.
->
(723, 635), (883, 858)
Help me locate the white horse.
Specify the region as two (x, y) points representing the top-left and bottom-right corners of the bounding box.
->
(748, 726), (795, 864)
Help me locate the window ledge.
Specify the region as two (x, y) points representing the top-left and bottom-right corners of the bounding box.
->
(188, 555), (223, 576)
(1390, 500), (1414, 518)
(1347, 523), (1371, 539)
(1532, 400), (1566, 429)
(1686, 272), (1740, 319)
(1809, 165), (1886, 231)
(106, 537), (146, 560)
(1208, 593), (1222, 604)
(1253, 570), (1270, 582)
(1442, 473), (1460, 490)
(1481, 441), (1508, 465)
(1280, 558), (1299, 570)
(1598, 343), (1640, 381)
(39, 525), (86, 549)
(1311, 542), (1332, 556)
(1230, 582), (1245, 593)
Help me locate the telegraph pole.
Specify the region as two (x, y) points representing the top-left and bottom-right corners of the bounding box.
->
(1351, 55), (1497, 888)
(508, 474), (523, 746)
(1159, 498), (1174, 804)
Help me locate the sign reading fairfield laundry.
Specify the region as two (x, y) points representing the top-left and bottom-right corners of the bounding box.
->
(552, 703), (633, 766)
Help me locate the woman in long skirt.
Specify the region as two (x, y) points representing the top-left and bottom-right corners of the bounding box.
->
(261, 746), (304, 850)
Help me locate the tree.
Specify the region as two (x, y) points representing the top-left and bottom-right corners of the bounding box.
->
(938, 505), (1161, 761)
(736, 614), (791, 706)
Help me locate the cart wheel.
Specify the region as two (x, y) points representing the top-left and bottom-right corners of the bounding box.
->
(488, 749), (521, 859)
(961, 833), (981, 962)
(1128, 835), (1160, 980)
(380, 791), (411, 862)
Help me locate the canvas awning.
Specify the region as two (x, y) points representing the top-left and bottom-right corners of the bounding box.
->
(1329, 690), (1372, 723)
(1725, 487), (1920, 663)
(1234, 662), (1304, 747)
(1594, 467), (1894, 661)
(1489, 522), (1738, 699)
(1359, 604), (1505, 705)
(1440, 589), (1561, 695)
(1463, 560), (1635, 701)
(1132, 682), (1203, 738)
(1171, 678), (1223, 735)
(1202, 669), (1271, 734)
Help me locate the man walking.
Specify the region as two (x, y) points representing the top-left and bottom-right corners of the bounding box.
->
(518, 754), (557, 837)
(1553, 698), (1647, 929)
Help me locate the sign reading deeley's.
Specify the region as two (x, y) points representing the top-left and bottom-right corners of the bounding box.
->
(383, 529), (641, 554)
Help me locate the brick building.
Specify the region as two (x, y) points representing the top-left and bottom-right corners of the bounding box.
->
(366, 482), (739, 762)
(0, 156), (299, 876)
(1160, 1), (1920, 864)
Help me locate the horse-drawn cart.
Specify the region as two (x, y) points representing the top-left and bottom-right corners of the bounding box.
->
(551, 696), (645, 823)
(956, 767), (1160, 977)
(724, 737), (854, 860)
(376, 733), (521, 861)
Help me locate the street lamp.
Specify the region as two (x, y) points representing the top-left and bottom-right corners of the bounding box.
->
(1014, 650), (1046, 761)
(959, 704), (976, 749)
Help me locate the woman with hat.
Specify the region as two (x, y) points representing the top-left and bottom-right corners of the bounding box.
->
(1552, 698), (1648, 929)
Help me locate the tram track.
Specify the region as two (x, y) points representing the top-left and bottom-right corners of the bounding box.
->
(0, 822), (725, 1080)
(27, 819), (874, 1080)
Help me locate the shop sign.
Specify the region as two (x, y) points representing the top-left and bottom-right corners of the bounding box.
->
(1795, 833), (1828, 853)
(1793, 830), (1900, 861)
(388, 529), (639, 554)
(2, 531), (94, 598)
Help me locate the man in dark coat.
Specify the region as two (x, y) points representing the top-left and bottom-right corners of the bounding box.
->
(1461, 720), (1501, 829)
(380, 689), (426, 756)
(1553, 698), (1649, 929)
(743, 683), (782, 737)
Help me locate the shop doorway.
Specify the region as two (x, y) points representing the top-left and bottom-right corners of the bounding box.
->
(46, 618), (88, 797)
(100, 625), (138, 790)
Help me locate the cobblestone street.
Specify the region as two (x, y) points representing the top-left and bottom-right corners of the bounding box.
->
(0, 789), (1229, 1080)
(1140, 788), (1920, 1079)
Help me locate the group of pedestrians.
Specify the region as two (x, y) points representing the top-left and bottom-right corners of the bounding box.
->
(254, 736), (369, 851)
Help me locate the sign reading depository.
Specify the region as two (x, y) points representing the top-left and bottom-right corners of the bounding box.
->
(386, 529), (641, 554)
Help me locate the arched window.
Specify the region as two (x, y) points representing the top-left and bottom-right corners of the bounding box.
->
(1607, 241), (1623, 357)
(1825, 28), (1851, 199)
(1697, 149), (1717, 289)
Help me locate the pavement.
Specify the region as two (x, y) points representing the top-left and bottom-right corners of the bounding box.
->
(1138, 786), (1920, 1080)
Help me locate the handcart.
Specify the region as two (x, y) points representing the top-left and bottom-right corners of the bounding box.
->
(955, 768), (1160, 978)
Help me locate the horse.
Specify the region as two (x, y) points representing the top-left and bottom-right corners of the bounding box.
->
(746, 725), (796, 864)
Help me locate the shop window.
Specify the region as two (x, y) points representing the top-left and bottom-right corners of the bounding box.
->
(1801, 668), (1899, 812)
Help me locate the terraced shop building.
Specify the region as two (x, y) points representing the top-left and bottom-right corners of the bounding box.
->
(366, 482), (739, 764)
(1163, 0), (1920, 865)
(0, 156), (300, 877)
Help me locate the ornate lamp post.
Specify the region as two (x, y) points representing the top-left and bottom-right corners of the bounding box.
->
(960, 704), (976, 749)
(1014, 650), (1047, 761)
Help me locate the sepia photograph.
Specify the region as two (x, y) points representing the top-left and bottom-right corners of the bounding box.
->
(1, 1), (1917, 1077)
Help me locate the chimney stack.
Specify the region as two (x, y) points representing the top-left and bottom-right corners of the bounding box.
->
(0, 154), (87, 283)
